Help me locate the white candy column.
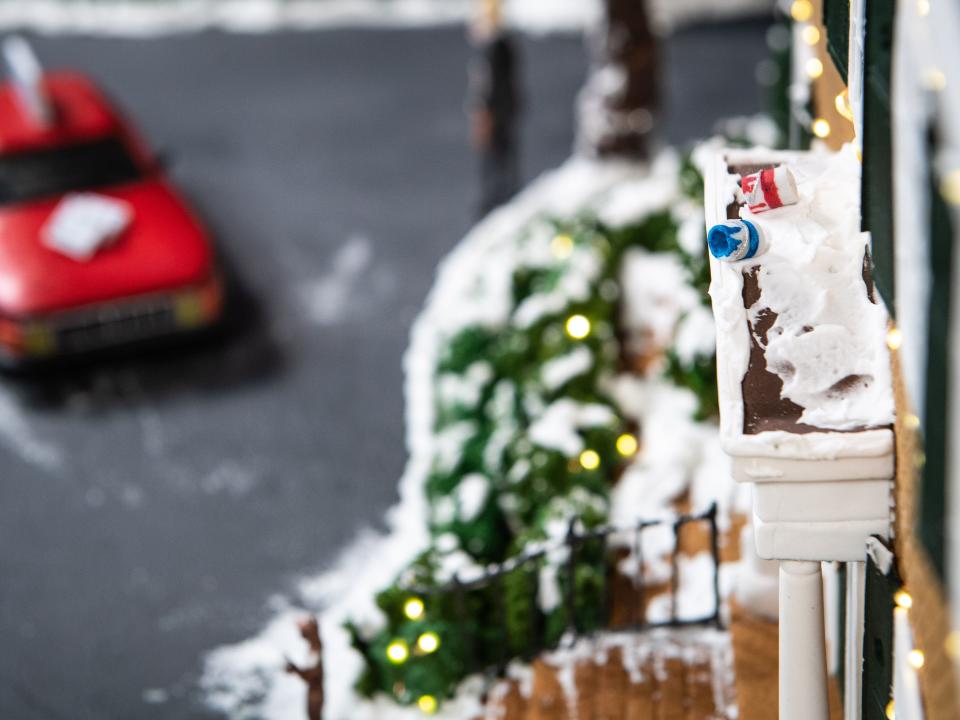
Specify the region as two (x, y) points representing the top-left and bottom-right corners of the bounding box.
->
(844, 562), (866, 720)
(779, 560), (830, 720)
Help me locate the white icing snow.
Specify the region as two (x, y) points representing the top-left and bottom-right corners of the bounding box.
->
(620, 248), (701, 357)
(678, 210), (708, 257)
(541, 346), (593, 391)
(436, 361), (493, 408)
(674, 304), (717, 364)
(0, 386), (64, 472)
(512, 247), (603, 328)
(527, 399), (616, 457)
(518, 626), (737, 718)
(297, 236), (373, 326)
(595, 152), (683, 226)
(866, 536), (894, 576)
(646, 552), (719, 623)
(537, 558), (561, 613)
(432, 421), (476, 473)
(42, 193), (132, 261)
(455, 473), (489, 522)
(740, 147), (893, 430)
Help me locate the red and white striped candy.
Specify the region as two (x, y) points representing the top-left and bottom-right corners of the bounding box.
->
(740, 165), (798, 214)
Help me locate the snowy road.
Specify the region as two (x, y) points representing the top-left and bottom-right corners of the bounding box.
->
(0, 22), (769, 719)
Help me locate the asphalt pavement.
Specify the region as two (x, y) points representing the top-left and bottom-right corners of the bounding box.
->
(0, 20), (770, 719)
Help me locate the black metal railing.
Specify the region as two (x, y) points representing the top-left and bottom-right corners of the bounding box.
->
(405, 502), (721, 676)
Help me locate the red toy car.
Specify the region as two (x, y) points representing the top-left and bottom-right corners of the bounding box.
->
(0, 39), (221, 365)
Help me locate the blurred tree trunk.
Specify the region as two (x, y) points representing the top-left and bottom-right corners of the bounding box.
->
(576, 0), (660, 160)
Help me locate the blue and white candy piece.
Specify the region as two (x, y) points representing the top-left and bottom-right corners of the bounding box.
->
(707, 220), (762, 262)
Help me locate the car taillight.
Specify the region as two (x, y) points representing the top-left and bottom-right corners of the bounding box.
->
(0, 319), (56, 359)
(199, 275), (223, 318)
(22, 322), (55, 357)
(174, 276), (222, 328)
(0, 318), (23, 355)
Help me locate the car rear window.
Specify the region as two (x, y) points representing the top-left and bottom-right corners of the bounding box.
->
(0, 136), (143, 206)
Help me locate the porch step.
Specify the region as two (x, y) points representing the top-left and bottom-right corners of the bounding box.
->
(482, 630), (734, 720)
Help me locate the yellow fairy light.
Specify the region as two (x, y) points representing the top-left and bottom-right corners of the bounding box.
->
(416, 631), (440, 654)
(565, 314), (591, 340)
(418, 695), (438, 714)
(579, 449), (601, 471)
(404, 597), (425, 620)
(940, 169), (960, 205)
(802, 25), (820, 45)
(551, 233), (574, 259)
(894, 590), (913, 610)
(791, 0), (813, 22)
(904, 414), (921, 430)
(917, 0), (930, 16)
(811, 118), (831, 138)
(886, 327), (903, 350)
(885, 699), (896, 720)
(908, 649), (925, 669)
(946, 631), (960, 659)
(835, 90), (854, 121)
(616, 433), (639, 457)
(386, 639), (410, 664)
(806, 57), (824, 79)
(922, 66), (947, 92)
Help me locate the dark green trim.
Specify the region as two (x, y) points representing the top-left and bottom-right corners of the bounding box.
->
(919, 134), (954, 579)
(862, 540), (899, 720)
(823, 0), (850, 79)
(860, 1), (896, 308)
(769, 19), (792, 148)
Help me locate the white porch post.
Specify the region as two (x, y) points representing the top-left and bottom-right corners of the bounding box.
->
(844, 562), (866, 720)
(780, 560), (830, 720)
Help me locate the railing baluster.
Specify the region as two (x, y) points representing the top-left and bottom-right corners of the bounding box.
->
(599, 529), (610, 631)
(707, 502), (722, 628)
(452, 573), (473, 671)
(395, 506), (724, 677)
(494, 572), (507, 674)
(670, 517), (682, 624)
(527, 555), (539, 658)
(634, 521), (645, 629)
(565, 517), (578, 638)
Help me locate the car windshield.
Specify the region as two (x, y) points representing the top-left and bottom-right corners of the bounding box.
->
(0, 137), (143, 206)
